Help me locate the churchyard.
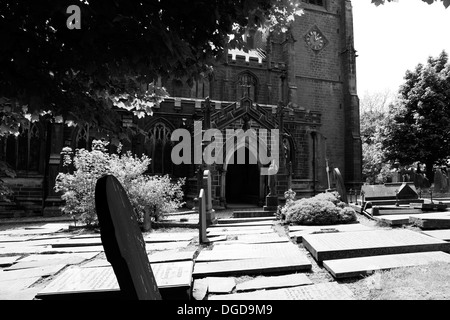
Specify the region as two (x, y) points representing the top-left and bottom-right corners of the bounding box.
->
(2, 175), (450, 300)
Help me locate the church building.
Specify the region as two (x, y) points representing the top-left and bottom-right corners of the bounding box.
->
(0, 0), (362, 217)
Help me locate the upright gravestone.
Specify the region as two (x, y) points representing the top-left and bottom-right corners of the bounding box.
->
(198, 189), (208, 244)
(95, 175), (161, 300)
(334, 168), (348, 204)
(203, 170), (216, 226)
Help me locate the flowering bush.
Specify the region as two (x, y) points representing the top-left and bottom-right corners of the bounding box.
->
(55, 140), (185, 226)
(282, 191), (357, 225)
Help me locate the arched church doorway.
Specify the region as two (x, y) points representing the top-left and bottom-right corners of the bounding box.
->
(225, 147), (260, 205)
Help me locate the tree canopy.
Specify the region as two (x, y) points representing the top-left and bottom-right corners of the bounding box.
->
(0, 0), (303, 136)
(0, 0), (448, 138)
(382, 51), (450, 180)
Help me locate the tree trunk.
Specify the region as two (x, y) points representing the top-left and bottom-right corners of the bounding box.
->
(425, 161), (434, 188)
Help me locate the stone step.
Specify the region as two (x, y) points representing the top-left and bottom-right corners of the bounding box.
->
(232, 211), (276, 218)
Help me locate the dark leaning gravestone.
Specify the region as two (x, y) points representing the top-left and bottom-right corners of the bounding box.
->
(95, 175), (162, 300)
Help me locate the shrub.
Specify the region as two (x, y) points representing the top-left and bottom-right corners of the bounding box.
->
(55, 140), (185, 226)
(283, 192), (357, 225)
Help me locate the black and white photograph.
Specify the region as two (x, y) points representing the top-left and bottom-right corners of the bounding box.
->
(1, 0), (450, 306)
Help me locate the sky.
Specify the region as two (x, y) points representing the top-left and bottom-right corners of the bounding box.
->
(352, 0), (450, 98)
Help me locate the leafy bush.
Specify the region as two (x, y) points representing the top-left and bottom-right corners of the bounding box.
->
(55, 140), (185, 226)
(282, 191), (357, 225)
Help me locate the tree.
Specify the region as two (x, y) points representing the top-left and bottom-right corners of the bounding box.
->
(382, 51), (450, 181)
(360, 90), (395, 183)
(0, 0), (303, 136)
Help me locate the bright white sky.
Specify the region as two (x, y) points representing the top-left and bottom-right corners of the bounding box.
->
(352, 0), (450, 97)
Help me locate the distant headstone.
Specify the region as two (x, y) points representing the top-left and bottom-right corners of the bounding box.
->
(362, 183), (419, 205)
(95, 175), (161, 300)
(334, 168), (348, 203)
(203, 170), (216, 225)
(198, 189), (208, 244)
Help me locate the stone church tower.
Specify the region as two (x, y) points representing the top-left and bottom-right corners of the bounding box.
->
(0, 0), (362, 216)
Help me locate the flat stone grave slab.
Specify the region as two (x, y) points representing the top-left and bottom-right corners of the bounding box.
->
(0, 244), (50, 255)
(289, 224), (374, 242)
(217, 217), (276, 224)
(0, 235), (33, 243)
(28, 234), (73, 241)
(42, 245), (104, 254)
(145, 241), (191, 251)
(19, 252), (98, 263)
(36, 261), (193, 299)
(0, 281), (46, 300)
(302, 229), (450, 262)
(193, 256), (311, 278)
(233, 211), (276, 218)
(0, 255), (21, 267)
(0, 276), (41, 294)
(421, 230), (450, 241)
(147, 249), (197, 263)
(235, 273), (313, 292)
(207, 227), (275, 236)
(207, 225), (273, 232)
(196, 242), (305, 262)
(323, 251), (450, 279)
(143, 232), (196, 243)
(1, 224), (67, 236)
(51, 237), (102, 248)
(81, 250), (196, 267)
(213, 234), (290, 245)
(209, 221), (275, 228)
(409, 213), (450, 229)
(209, 282), (354, 300)
(372, 208), (422, 216)
(0, 264), (66, 282)
(4, 252), (98, 271)
(372, 215), (411, 226)
(70, 234), (101, 239)
(193, 244), (312, 277)
(207, 277), (236, 294)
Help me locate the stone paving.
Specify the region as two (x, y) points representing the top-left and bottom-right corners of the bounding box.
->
(1, 206), (450, 300)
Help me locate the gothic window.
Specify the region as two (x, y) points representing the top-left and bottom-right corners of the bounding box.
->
(190, 79), (210, 99)
(237, 72), (258, 102)
(147, 122), (173, 175)
(76, 123), (90, 150)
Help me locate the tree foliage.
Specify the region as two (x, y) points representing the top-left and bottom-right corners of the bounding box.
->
(0, 0), (303, 136)
(382, 51), (450, 180)
(360, 91), (395, 183)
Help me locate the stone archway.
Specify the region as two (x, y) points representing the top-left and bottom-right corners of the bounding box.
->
(225, 146), (260, 206)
